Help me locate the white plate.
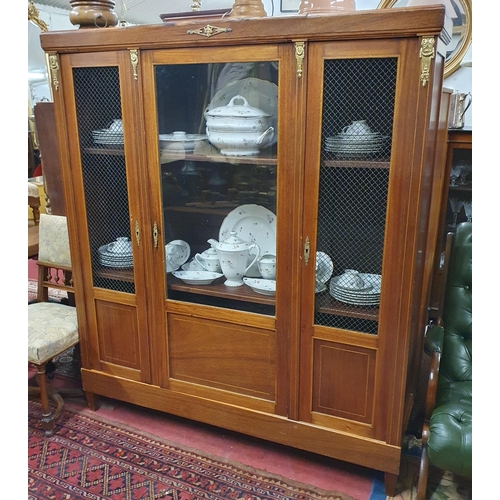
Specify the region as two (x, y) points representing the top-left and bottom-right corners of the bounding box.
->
(219, 204), (276, 277)
(99, 260), (133, 269)
(315, 252), (334, 284)
(165, 240), (191, 273)
(243, 278), (276, 296)
(207, 78), (278, 147)
(172, 270), (223, 285)
(329, 274), (382, 303)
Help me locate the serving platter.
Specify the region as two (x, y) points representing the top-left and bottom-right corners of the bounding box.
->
(172, 270), (223, 285)
(219, 204), (276, 277)
(243, 278), (276, 296)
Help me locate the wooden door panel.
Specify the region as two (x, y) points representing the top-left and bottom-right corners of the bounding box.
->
(95, 300), (142, 380)
(168, 314), (276, 401)
(312, 340), (375, 424)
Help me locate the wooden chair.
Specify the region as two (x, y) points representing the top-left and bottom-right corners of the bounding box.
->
(28, 214), (80, 436)
(28, 182), (40, 225)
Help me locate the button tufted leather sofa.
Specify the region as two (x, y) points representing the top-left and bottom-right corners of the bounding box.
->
(417, 221), (472, 499)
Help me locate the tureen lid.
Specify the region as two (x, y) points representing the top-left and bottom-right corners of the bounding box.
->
(205, 95), (270, 119)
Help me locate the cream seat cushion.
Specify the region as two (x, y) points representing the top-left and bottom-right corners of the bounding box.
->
(28, 302), (78, 365)
(28, 182), (39, 198)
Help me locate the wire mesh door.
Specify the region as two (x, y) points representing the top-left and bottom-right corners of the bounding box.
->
(314, 57), (398, 335)
(73, 66), (135, 294)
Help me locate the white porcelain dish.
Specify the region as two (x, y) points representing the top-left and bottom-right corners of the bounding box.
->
(329, 273), (382, 305)
(315, 252), (334, 284)
(243, 278), (276, 296)
(219, 204), (276, 277)
(159, 132), (207, 153)
(172, 270), (223, 285)
(165, 240), (190, 273)
(204, 95), (275, 156)
(207, 78), (278, 147)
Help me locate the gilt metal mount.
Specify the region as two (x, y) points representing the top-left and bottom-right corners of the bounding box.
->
(419, 37), (435, 87)
(187, 25), (232, 38)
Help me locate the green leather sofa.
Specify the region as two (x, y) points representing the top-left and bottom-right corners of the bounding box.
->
(417, 222), (472, 499)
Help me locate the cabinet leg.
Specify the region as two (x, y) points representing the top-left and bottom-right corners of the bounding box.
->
(384, 472), (398, 498)
(85, 391), (99, 411)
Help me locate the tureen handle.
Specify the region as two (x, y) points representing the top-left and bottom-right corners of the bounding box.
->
(227, 95), (249, 107)
(256, 126), (275, 146)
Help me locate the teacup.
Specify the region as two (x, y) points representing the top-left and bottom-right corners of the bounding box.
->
(107, 236), (132, 255)
(109, 119), (123, 132)
(337, 269), (365, 289)
(194, 252), (222, 273)
(341, 120), (371, 136)
(258, 254), (276, 280)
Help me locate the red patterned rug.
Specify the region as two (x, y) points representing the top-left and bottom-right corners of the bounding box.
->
(28, 400), (356, 500)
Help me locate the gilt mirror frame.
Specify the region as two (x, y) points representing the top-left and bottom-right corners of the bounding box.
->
(28, 1), (51, 151)
(377, 0), (472, 79)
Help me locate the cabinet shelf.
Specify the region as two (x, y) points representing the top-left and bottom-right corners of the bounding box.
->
(448, 184), (472, 193)
(168, 277), (275, 306)
(315, 292), (379, 321)
(323, 159), (390, 169)
(84, 146), (124, 156)
(161, 151), (277, 166)
(97, 267), (134, 282)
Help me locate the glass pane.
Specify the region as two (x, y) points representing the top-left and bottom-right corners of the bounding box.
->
(155, 62), (278, 316)
(73, 66), (135, 294)
(314, 58), (398, 334)
(447, 148), (472, 229)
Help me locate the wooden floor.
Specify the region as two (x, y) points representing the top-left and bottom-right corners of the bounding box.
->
(28, 222), (39, 259)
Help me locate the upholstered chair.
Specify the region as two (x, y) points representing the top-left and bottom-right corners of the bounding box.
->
(417, 222), (472, 499)
(28, 182), (40, 225)
(28, 214), (80, 436)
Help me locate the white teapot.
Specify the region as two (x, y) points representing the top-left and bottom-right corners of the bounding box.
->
(208, 232), (260, 287)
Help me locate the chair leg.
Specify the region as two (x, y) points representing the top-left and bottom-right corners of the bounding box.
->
(35, 364), (55, 436)
(417, 428), (430, 500)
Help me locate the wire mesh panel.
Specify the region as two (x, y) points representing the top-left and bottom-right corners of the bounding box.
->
(314, 58), (397, 334)
(73, 66), (135, 294)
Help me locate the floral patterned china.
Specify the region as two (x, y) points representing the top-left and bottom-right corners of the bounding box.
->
(243, 277), (276, 296)
(172, 270), (223, 285)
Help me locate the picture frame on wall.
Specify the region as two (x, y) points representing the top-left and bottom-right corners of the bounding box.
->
(281, 0), (300, 12)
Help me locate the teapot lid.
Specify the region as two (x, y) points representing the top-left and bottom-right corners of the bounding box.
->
(215, 231), (250, 251)
(205, 95), (270, 119)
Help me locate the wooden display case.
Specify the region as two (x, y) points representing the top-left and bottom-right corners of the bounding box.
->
(428, 127), (472, 320)
(41, 7), (451, 495)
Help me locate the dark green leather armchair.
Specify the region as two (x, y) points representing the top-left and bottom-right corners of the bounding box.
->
(417, 222), (472, 500)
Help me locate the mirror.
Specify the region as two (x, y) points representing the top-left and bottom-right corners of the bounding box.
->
(377, 0), (471, 78)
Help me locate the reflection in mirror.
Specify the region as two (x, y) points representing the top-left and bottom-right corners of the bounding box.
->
(377, 0), (471, 78)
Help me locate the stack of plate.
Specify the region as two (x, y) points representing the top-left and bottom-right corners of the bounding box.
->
(92, 129), (124, 146)
(329, 273), (381, 305)
(324, 133), (389, 158)
(98, 242), (133, 269)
